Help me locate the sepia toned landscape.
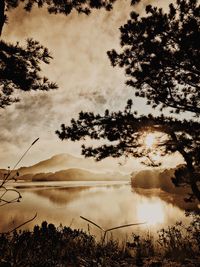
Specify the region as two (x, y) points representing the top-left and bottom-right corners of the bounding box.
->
(0, 0), (200, 266)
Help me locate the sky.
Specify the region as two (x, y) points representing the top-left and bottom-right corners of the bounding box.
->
(0, 0), (184, 170)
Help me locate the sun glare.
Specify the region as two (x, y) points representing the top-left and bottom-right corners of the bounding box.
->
(144, 133), (156, 148)
(137, 201), (165, 226)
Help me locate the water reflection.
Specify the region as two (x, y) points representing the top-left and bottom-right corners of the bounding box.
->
(0, 181), (191, 240)
(34, 187), (91, 205)
(137, 201), (165, 226)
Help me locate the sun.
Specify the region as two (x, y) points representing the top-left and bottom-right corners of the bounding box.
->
(144, 133), (156, 149)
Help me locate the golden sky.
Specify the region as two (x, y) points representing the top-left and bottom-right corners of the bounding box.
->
(0, 0), (184, 170)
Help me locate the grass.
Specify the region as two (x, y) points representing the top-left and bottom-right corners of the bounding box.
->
(0, 213), (199, 267)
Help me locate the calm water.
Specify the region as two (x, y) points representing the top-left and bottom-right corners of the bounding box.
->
(0, 181), (192, 240)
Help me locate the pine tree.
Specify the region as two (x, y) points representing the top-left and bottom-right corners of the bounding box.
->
(57, 0), (200, 201)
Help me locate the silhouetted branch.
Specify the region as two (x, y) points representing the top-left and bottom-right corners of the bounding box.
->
(57, 100), (200, 201)
(0, 138), (39, 187)
(107, 0), (200, 115)
(80, 215), (146, 243)
(0, 213), (37, 234)
(0, 139), (39, 233)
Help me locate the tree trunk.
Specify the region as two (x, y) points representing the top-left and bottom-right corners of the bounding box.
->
(184, 157), (200, 202)
(170, 132), (200, 202)
(0, 0), (6, 36)
(190, 175), (200, 202)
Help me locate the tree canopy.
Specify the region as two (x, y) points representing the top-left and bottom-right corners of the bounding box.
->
(56, 100), (200, 201)
(3, 0), (140, 14)
(4, 0), (117, 15)
(1, 0), (141, 108)
(0, 39), (58, 108)
(57, 0), (200, 202)
(108, 0), (200, 115)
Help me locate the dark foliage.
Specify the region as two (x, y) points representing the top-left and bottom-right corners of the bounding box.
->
(0, 222), (132, 267)
(4, 0), (142, 15)
(5, 0), (117, 15)
(157, 213), (200, 260)
(56, 100), (200, 200)
(1, 0), (141, 108)
(0, 218), (199, 266)
(108, 0), (200, 115)
(0, 39), (58, 108)
(0, 0), (142, 108)
(57, 0), (200, 202)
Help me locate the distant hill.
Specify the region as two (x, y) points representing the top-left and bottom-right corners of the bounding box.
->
(17, 153), (131, 175)
(131, 165), (189, 195)
(0, 153), (130, 182)
(19, 168), (129, 182)
(18, 154), (86, 174)
(131, 167), (200, 210)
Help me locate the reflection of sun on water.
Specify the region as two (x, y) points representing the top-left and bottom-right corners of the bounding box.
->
(137, 201), (165, 226)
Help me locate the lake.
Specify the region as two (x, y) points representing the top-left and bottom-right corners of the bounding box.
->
(0, 181), (192, 241)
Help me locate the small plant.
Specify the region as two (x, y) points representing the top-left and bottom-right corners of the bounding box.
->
(157, 216), (200, 261)
(0, 138), (39, 234)
(185, 212), (200, 252)
(0, 217), (199, 267)
(0, 222), (132, 267)
(127, 233), (155, 265)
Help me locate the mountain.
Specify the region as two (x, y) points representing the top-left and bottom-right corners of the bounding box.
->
(18, 154), (85, 174)
(0, 153), (130, 182)
(17, 153), (131, 175)
(19, 168), (129, 182)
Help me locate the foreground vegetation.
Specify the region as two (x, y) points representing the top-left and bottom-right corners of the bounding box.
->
(0, 213), (199, 267)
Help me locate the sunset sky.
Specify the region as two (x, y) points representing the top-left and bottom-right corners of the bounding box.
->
(0, 0), (184, 170)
